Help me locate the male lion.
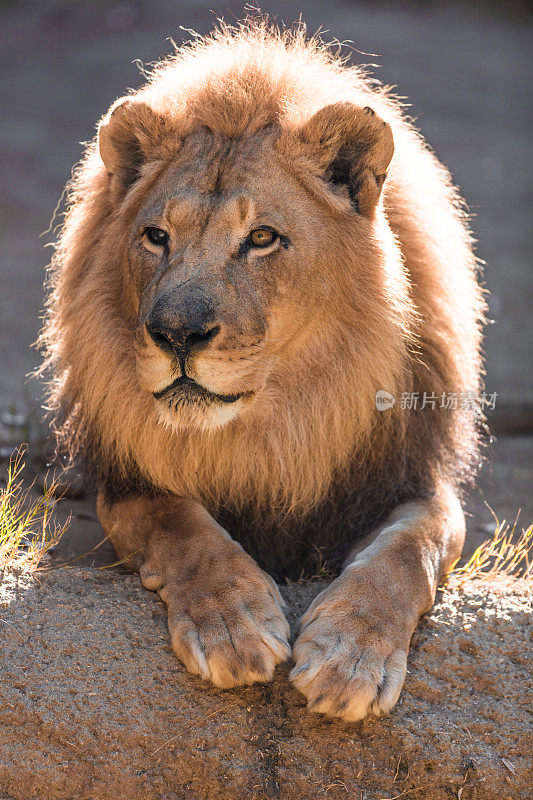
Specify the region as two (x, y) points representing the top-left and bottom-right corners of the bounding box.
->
(42, 22), (484, 721)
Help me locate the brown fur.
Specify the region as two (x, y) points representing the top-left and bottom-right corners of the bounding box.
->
(41, 24), (483, 563)
(40, 19), (485, 719)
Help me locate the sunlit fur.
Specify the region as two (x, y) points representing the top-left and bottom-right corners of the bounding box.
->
(40, 20), (484, 528)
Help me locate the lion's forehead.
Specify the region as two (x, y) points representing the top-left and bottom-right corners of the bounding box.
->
(136, 128), (299, 234)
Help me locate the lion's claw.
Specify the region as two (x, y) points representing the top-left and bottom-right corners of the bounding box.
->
(161, 572), (290, 689)
(290, 580), (409, 721)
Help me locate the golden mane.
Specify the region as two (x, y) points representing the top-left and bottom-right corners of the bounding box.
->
(40, 20), (484, 525)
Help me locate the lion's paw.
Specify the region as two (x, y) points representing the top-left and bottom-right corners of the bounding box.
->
(161, 568), (290, 689)
(290, 582), (408, 721)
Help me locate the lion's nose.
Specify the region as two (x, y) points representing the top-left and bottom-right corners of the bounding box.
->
(146, 319), (220, 356)
(146, 292), (220, 357)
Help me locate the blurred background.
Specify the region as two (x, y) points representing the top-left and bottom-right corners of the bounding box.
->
(0, 0), (531, 563)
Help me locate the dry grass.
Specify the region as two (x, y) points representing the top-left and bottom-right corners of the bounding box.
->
(448, 515), (533, 591)
(0, 446), (69, 573)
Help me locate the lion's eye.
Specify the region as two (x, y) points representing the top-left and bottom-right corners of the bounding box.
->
(144, 227), (168, 247)
(249, 228), (277, 248)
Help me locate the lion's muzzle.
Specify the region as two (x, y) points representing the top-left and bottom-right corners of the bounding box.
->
(137, 284), (267, 429)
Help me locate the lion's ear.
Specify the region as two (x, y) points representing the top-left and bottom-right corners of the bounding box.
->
(299, 102), (394, 216)
(98, 98), (164, 190)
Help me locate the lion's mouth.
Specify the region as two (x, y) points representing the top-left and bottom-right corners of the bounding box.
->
(153, 375), (250, 405)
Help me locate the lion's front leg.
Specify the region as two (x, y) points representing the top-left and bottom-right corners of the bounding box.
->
(97, 493), (290, 688)
(290, 483), (465, 721)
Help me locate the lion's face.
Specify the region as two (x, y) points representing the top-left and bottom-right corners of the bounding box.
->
(130, 127), (330, 430)
(98, 98), (394, 431)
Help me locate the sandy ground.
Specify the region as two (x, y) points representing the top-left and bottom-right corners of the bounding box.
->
(0, 568), (530, 800)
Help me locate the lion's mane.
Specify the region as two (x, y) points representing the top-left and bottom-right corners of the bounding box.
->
(41, 20), (484, 568)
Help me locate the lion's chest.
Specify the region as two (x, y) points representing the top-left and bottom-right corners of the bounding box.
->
(215, 477), (410, 580)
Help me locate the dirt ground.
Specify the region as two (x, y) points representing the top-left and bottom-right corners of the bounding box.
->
(0, 568), (530, 800)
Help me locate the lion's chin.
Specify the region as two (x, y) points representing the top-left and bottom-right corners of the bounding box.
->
(155, 395), (242, 433)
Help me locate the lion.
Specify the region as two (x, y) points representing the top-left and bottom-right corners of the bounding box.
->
(41, 21), (485, 721)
